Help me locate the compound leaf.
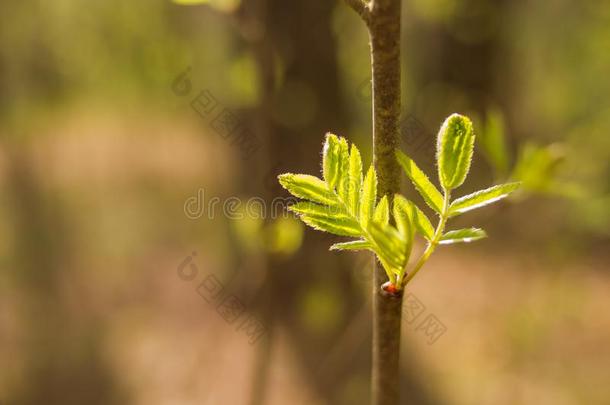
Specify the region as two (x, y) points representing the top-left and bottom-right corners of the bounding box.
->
(280, 135), (420, 284)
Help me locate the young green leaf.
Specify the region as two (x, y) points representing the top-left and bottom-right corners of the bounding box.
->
(392, 195), (412, 239)
(330, 240), (372, 251)
(300, 215), (361, 237)
(288, 201), (347, 219)
(396, 150), (444, 213)
(322, 133), (341, 189)
(391, 196), (415, 263)
(449, 182), (521, 217)
(337, 137), (350, 201)
(437, 113), (475, 190)
(439, 228), (487, 244)
(278, 173), (338, 205)
(347, 144), (363, 215)
(289, 201), (360, 236)
(280, 135), (409, 281)
(373, 195), (389, 224)
(394, 195), (434, 240)
(360, 166), (377, 227)
(368, 221), (406, 271)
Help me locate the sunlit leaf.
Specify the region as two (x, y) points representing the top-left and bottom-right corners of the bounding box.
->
(368, 221), (406, 271)
(279, 119), (520, 287)
(278, 173), (337, 205)
(373, 195), (389, 224)
(330, 240), (372, 251)
(392, 195), (410, 238)
(392, 195), (413, 239)
(439, 228), (487, 244)
(449, 182), (521, 217)
(288, 201), (348, 219)
(347, 144), (363, 216)
(437, 113), (475, 190)
(279, 135), (418, 285)
(337, 137), (350, 202)
(300, 215), (361, 237)
(322, 133), (341, 189)
(289, 202), (359, 237)
(360, 166), (377, 228)
(396, 150), (444, 213)
(394, 195), (434, 240)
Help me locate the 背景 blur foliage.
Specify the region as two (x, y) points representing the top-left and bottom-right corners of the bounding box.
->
(1, 1), (609, 404)
(1, 0), (607, 237)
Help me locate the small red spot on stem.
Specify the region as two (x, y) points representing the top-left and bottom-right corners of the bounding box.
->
(381, 281), (402, 298)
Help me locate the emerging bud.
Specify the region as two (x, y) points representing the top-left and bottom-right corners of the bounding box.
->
(381, 281), (402, 298)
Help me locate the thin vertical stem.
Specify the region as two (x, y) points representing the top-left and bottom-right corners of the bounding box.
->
(342, 1), (403, 403)
(368, 1), (403, 404)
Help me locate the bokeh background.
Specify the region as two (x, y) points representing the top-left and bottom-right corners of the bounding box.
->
(1, 0), (609, 404)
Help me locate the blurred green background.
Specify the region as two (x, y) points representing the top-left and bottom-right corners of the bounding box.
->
(0, 0), (609, 404)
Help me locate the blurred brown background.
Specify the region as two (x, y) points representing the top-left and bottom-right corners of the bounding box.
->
(0, 0), (609, 404)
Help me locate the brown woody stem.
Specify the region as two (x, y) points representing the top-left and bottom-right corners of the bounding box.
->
(368, 0), (403, 404)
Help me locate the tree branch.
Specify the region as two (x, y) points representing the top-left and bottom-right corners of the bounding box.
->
(368, 0), (403, 404)
(343, 0), (370, 22)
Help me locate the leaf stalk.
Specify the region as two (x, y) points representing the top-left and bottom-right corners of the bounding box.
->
(401, 190), (451, 287)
